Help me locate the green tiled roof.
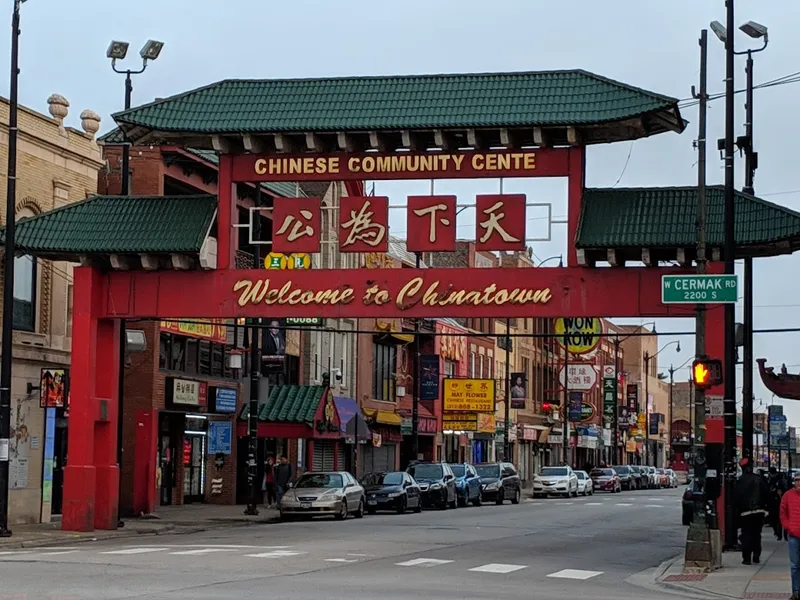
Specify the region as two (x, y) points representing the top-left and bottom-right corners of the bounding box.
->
(112, 70), (682, 138)
(575, 187), (800, 249)
(2, 195), (216, 257)
(258, 385), (326, 424)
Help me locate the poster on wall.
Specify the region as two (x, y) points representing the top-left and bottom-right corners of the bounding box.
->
(40, 368), (67, 408)
(262, 318), (286, 372)
(510, 372), (526, 409)
(419, 355), (440, 401)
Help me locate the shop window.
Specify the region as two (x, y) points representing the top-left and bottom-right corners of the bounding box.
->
(198, 340), (211, 375)
(170, 336), (187, 371)
(479, 354), (485, 379)
(159, 333), (171, 369)
(372, 341), (396, 402)
(211, 343), (224, 377)
(12, 254), (36, 331)
(185, 339), (198, 374)
(444, 360), (457, 378)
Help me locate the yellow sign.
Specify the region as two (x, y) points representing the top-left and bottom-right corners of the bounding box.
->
(443, 412), (478, 423)
(554, 317), (602, 355)
(264, 252), (311, 270)
(443, 420), (477, 432)
(477, 413), (496, 433)
(443, 378), (496, 412)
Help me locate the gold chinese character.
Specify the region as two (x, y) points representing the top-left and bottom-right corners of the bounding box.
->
(413, 204), (451, 243)
(341, 200), (387, 247)
(276, 210), (315, 241)
(479, 201), (520, 243)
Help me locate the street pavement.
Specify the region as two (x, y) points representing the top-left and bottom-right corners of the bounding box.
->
(0, 487), (690, 599)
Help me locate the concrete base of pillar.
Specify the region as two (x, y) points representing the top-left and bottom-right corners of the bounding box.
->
(684, 522), (722, 572)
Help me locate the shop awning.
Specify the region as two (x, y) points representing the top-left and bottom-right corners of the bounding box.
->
(334, 396), (371, 440)
(368, 409), (403, 426)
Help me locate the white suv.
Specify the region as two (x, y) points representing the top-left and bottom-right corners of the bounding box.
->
(532, 465), (579, 498)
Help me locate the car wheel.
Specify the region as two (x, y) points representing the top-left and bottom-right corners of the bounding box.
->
(449, 493), (458, 509)
(280, 511), (292, 522)
(571, 488), (578, 498)
(457, 493), (467, 508)
(413, 498), (422, 513)
(354, 499), (365, 519)
(511, 488), (521, 505)
(473, 493), (482, 507)
(496, 490), (505, 505)
(397, 496), (407, 515)
(588, 488), (593, 496)
(336, 500), (348, 521)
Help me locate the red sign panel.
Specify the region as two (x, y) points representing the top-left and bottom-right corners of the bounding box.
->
(406, 195), (456, 252)
(103, 266), (697, 320)
(231, 149), (571, 182)
(475, 194), (526, 251)
(271, 197), (321, 254)
(339, 196), (389, 253)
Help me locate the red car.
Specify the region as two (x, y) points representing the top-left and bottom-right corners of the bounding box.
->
(590, 468), (622, 493)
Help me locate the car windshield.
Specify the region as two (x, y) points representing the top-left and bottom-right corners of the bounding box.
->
(541, 467), (568, 477)
(296, 473), (343, 489)
(656, 469), (665, 474)
(591, 469), (614, 476)
(475, 464), (500, 478)
(575, 471), (586, 480)
(409, 464), (443, 480)
(613, 466), (629, 474)
(361, 472), (404, 486)
(449, 465), (466, 477)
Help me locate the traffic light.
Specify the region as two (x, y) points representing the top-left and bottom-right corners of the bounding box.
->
(692, 357), (723, 389)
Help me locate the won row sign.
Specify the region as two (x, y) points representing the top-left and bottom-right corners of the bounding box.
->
(267, 194), (531, 254)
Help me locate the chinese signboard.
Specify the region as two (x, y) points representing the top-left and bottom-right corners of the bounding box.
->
(559, 363), (598, 392)
(208, 421), (232, 455)
(443, 378), (496, 412)
(172, 378), (204, 406)
(554, 317), (602, 355)
(160, 318), (227, 344)
(264, 252), (311, 270)
(272, 197), (321, 254)
(475, 194), (526, 251)
(340, 196), (389, 253)
(602, 365), (616, 423)
(407, 195), (457, 252)
(443, 412), (478, 432)
(233, 149), (570, 182)
(626, 383), (639, 413)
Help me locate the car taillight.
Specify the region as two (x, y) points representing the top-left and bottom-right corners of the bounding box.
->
(683, 490), (693, 501)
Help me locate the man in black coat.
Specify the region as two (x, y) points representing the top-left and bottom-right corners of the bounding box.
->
(735, 457), (771, 564)
(273, 454), (293, 507)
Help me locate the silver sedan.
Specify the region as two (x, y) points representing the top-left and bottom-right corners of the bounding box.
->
(280, 471), (366, 521)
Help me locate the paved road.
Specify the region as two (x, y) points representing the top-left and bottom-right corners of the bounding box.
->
(0, 487), (689, 599)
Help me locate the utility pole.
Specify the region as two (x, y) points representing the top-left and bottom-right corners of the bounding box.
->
(644, 352), (650, 466)
(0, 0), (24, 538)
(244, 195), (262, 516)
(613, 337), (621, 464)
(504, 318), (511, 461)
(669, 365), (675, 465)
(411, 252), (421, 464)
(562, 331), (569, 465)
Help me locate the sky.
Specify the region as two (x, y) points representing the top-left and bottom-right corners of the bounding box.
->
(3, 0), (800, 424)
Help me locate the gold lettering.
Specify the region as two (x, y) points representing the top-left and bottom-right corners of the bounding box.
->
(420, 155), (435, 172)
(289, 158), (303, 174)
(511, 153), (524, 169)
(329, 157), (340, 174)
(497, 153), (510, 171)
(524, 153), (536, 170)
(391, 155), (406, 172)
(451, 154), (465, 171)
(300, 291), (315, 303)
(361, 156), (375, 173)
(269, 158), (281, 175)
(315, 157), (327, 174)
(303, 157), (315, 174)
(234, 280), (266, 306)
(406, 155), (419, 172)
(485, 154), (498, 171)
(286, 289), (303, 305)
(375, 290), (390, 305)
(396, 277), (424, 309)
(254, 158), (267, 175)
(376, 156), (392, 172)
(438, 155), (450, 170)
(472, 154), (484, 171)
(348, 157), (361, 173)
(494, 289), (509, 304)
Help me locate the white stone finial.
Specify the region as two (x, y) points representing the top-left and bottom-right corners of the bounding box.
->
(47, 94), (70, 124)
(79, 109), (101, 138)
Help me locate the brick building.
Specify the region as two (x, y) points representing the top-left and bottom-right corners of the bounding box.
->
(1, 94), (104, 524)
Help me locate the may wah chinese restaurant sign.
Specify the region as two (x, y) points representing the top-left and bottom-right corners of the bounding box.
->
(232, 149), (570, 182)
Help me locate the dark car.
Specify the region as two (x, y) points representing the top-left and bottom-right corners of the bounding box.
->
(611, 465), (634, 490)
(449, 463), (482, 507)
(590, 468), (622, 493)
(628, 465), (646, 490)
(407, 462), (457, 509)
(361, 471), (422, 514)
(475, 462), (521, 505)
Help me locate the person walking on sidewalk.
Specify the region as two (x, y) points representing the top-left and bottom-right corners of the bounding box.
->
(262, 455), (276, 508)
(769, 467), (788, 541)
(779, 472), (800, 599)
(734, 457), (770, 565)
(274, 454), (293, 507)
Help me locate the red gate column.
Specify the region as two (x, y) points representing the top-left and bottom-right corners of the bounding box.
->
(216, 154), (236, 270)
(62, 267), (121, 531)
(566, 146), (586, 267)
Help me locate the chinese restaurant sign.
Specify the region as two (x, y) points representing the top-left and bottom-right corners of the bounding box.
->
(160, 319), (227, 344)
(443, 378), (496, 412)
(443, 412), (478, 432)
(232, 149), (570, 182)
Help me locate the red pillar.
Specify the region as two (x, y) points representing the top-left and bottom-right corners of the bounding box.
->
(566, 146), (586, 267)
(62, 267), (121, 532)
(133, 409), (158, 515)
(217, 154), (236, 270)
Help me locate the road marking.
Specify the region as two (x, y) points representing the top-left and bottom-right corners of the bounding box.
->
(547, 569), (603, 580)
(615, 503), (633, 507)
(648, 497), (664, 501)
(25, 550), (79, 556)
(396, 558), (454, 567)
(245, 550), (307, 558)
(645, 504), (664, 508)
(132, 544), (289, 549)
(101, 547), (168, 555)
(170, 548), (239, 556)
(325, 558), (360, 563)
(585, 502), (603, 506)
(0, 551), (31, 555)
(29, 547), (81, 551)
(469, 563), (527, 574)
(561, 502), (574, 505)
(347, 553), (369, 557)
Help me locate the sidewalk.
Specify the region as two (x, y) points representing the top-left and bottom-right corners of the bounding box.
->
(0, 504), (281, 550)
(655, 537), (791, 599)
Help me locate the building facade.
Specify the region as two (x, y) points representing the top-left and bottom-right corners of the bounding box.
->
(2, 94), (104, 524)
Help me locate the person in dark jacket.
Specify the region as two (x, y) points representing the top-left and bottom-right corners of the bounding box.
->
(768, 467), (787, 541)
(273, 454), (293, 507)
(735, 457), (771, 564)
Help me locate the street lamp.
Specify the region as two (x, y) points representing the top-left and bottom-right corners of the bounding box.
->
(0, 0), (28, 539)
(643, 341), (680, 466)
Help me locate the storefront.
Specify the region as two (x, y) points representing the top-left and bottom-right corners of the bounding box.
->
(574, 425), (601, 471)
(334, 396), (371, 475)
(362, 427), (403, 473)
(400, 411), (438, 465)
(517, 425), (538, 485)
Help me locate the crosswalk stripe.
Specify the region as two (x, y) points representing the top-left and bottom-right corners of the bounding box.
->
(396, 558), (454, 567)
(245, 550), (306, 558)
(25, 550), (79, 557)
(170, 548), (239, 556)
(101, 548), (168, 555)
(645, 504), (664, 508)
(615, 503), (633, 507)
(547, 568), (603, 580)
(469, 563), (527, 574)
(585, 502), (603, 506)
(0, 551), (31, 555)
(325, 558), (359, 563)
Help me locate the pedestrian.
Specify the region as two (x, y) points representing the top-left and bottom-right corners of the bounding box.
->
(734, 457), (770, 565)
(768, 467), (786, 541)
(780, 472), (800, 599)
(273, 454), (293, 507)
(262, 455), (276, 508)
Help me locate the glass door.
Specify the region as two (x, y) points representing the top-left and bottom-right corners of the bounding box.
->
(182, 433), (206, 503)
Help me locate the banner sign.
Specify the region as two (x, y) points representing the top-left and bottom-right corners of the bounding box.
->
(626, 383), (639, 413)
(603, 366), (616, 423)
(443, 378), (496, 412)
(568, 391), (583, 422)
(510, 372), (527, 409)
(232, 149), (570, 182)
(160, 318), (227, 344)
(419, 355), (440, 401)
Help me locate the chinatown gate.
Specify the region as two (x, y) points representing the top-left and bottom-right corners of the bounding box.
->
(15, 71), (800, 536)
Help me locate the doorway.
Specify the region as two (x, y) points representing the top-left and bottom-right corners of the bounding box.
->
(183, 433), (206, 503)
(50, 410), (69, 515)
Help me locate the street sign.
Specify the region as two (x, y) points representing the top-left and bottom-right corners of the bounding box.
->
(554, 318), (602, 355)
(559, 364), (598, 392)
(661, 274), (738, 304)
(704, 395), (723, 418)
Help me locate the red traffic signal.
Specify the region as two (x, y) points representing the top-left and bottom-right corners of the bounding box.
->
(693, 358), (723, 389)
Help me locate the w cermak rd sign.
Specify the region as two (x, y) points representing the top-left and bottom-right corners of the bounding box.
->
(661, 274), (738, 304)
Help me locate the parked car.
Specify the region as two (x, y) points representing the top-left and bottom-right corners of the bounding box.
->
(361, 471), (422, 514)
(611, 465), (634, 490)
(575, 470), (594, 496)
(628, 465), (646, 490)
(655, 468), (671, 488)
(407, 462), (457, 509)
(590, 467), (622, 493)
(532, 465), (579, 498)
(665, 468), (679, 488)
(475, 462), (522, 504)
(280, 471), (365, 521)
(449, 463), (482, 507)
(645, 466), (661, 489)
